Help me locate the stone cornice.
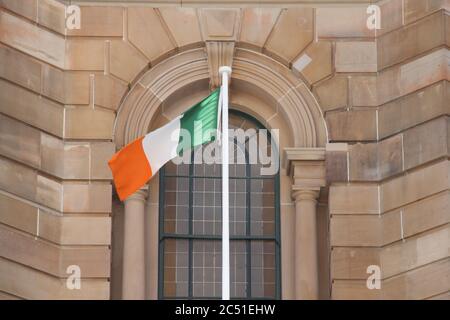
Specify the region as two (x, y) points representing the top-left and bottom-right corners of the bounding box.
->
(284, 147), (325, 172)
(285, 147), (326, 190)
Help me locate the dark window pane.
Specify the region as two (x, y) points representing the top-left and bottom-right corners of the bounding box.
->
(161, 111), (279, 299)
(250, 241), (276, 298)
(230, 241), (247, 298)
(192, 240), (221, 298)
(163, 239), (189, 297)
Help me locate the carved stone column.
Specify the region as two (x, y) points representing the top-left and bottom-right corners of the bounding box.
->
(122, 186), (148, 300)
(292, 188), (320, 299)
(285, 148), (325, 300)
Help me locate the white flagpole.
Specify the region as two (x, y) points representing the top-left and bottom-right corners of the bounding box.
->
(219, 66), (231, 300)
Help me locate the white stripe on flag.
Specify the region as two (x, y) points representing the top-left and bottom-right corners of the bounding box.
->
(142, 115), (182, 175)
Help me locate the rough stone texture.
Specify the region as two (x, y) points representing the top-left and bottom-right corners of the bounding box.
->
(378, 11), (446, 69)
(128, 7), (175, 62)
(159, 7), (203, 48)
(404, 0), (446, 24)
(316, 7), (375, 38)
(0, 79), (64, 137)
(0, 44), (41, 93)
(37, 0), (66, 34)
(403, 117), (449, 170)
(67, 6), (123, 37)
(110, 40), (149, 83)
(378, 81), (448, 139)
(379, 0), (403, 36)
(335, 42), (377, 73)
(294, 41), (332, 85)
(326, 109), (377, 142)
(264, 8), (313, 63)
(65, 39), (105, 71)
(313, 76), (348, 111)
(94, 74), (128, 111)
(0, 10), (65, 68)
(0, 0), (37, 21)
(64, 106), (115, 140)
(239, 8), (280, 48)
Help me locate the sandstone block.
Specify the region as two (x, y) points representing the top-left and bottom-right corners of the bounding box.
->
(0, 10), (64, 68)
(331, 247), (380, 279)
(293, 41), (332, 85)
(239, 8), (280, 48)
(0, 257), (110, 299)
(159, 7), (203, 48)
(403, 117), (448, 170)
(316, 7), (375, 38)
(62, 182), (112, 213)
(404, 0), (446, 24)
(64, 106), (115, 140)
(313, 76), (348, 111)
(402, 191), (450, 237)
(378, 11), (446, 69)
(265, 8), (314, 63)
(379, 0), (403, 36)
(37, 0), (66, 34)
(127, 7), (174, 62)
(0, 79), (64, 137)
(0, 193), (37, 235)
(329, 184), (379, 215)
(65, 39), (105, 71)
(381, 160), (449, 212)
(326, 109), (377, 142)
(67, 6), (123, 37)
(0, 0), (37, 21)
(90, 142), (115, 180)
(335, 41), (377, 73)
(378, 81), (448, 139)
(0, 44), (41, 93)
(42, 66), (91, 105)
(94, 74), (128, 110)
(0, 114), (41, 169)
(110, 40), (148, 83)
(38, 211), (111, 245)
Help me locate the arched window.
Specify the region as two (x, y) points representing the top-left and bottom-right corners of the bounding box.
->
(158, 110), (280, 299)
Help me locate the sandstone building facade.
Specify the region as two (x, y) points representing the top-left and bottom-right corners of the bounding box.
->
(0, 0), (448, 300)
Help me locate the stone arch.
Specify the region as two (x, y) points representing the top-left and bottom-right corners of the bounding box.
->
(112, 45), (329, 300)
(113, 47), (328, 151)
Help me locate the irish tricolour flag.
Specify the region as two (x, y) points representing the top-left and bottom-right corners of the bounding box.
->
(109, 88), (221, 201)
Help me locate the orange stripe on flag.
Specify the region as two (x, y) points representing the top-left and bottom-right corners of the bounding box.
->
(108, 137), (152, 201)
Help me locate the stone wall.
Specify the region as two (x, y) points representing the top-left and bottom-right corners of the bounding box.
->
(0, 0), (448, 299)
(320, 0), (450, 300)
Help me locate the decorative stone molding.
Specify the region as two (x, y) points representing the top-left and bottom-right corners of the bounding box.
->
(114, 48), (210, 148)
(198, 8), (241, 41)
(292, 189), (320, 203)
(114, 47), (327, 149)
(285, 147), (325, 300)
(126, 186), (149, 202)
(233, 49), (327, 147)
(206, 41), (235, 88)
(285, 147), (326, 190)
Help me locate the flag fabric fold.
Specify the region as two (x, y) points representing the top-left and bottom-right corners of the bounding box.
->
(109, 88), (220, 201)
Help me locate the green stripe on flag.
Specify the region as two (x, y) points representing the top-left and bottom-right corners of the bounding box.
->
(178, 88), (220, 154)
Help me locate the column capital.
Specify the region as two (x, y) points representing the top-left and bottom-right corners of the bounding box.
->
(125, 185), (148, 202)
(292, 189), (320, 203)
(284, 148), (326, 190)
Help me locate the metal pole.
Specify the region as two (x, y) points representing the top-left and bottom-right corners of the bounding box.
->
(219, 66), (231, 300)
